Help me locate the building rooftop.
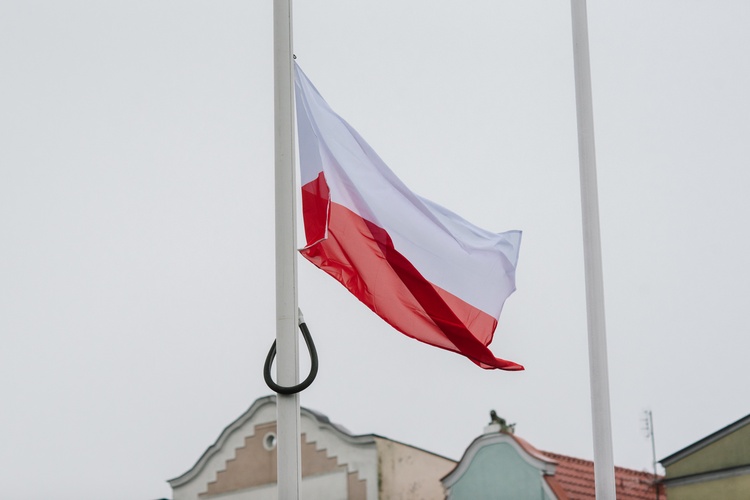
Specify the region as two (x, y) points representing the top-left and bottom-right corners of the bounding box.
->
(501, 424), (664, 499)
(542, 451), (665, 500)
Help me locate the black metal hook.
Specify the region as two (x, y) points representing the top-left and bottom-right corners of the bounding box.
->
(263, 312), (318, 395)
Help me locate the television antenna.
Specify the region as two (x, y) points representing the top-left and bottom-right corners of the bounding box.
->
(642, 409), (659, 499)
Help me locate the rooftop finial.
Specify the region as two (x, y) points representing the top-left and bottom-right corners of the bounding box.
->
(489, 410), (516, 434)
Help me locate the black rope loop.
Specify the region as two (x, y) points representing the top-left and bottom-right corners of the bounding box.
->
(263, 311), (318, 395)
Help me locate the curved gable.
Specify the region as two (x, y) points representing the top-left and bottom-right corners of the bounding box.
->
(169, 396), (378, 500)
(443, 432), (557, 500)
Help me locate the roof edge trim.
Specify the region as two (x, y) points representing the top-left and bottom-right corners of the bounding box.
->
(660, 413), (750, 466)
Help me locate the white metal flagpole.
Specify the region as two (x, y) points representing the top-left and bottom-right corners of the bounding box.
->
(273, 0), (301, 498)
(569, 1), (617, 498)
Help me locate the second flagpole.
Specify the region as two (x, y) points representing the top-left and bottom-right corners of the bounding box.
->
(273, 0), (302, 498)
(570, 1), (617, 498)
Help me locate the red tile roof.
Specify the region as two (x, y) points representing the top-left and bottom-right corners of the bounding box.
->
(542, 451), (665, 500)
(500, 432), (663, 499)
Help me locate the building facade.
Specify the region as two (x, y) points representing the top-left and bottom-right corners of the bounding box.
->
(168, 396), (456, 500)
(660, 413), (750, 500)
(169, 398), (665, 500)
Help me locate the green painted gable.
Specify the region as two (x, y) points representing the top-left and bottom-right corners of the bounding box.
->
(449, 442), (553, 500)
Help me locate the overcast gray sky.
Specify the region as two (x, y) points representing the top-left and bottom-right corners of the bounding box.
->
(2, 1), (749, 499)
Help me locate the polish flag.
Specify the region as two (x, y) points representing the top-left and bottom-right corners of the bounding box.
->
(294, 63), (523, 370)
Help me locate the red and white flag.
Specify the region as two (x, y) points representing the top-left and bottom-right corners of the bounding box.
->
(294, 63), (523, 370)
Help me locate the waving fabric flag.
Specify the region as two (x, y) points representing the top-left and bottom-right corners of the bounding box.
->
(294, 63), (523, 370)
